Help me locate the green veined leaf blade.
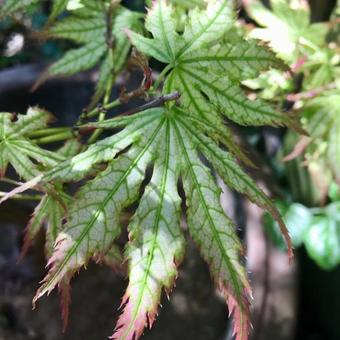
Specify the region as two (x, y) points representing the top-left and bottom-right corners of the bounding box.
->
(6, 144), (39, 180)
(178, 119), (293, 258)
(145, 0), (179, 62)
(177, 65), (295, 127)
(12, 139), (64, 167)
(178, 0), (234, 58)
(12, 107), (53, 136)
(43, 109), (161, 182)
(42, 40), (106, 80)
(174, 120), (251, 340)
(127, 30), (171, 64)
(0, 144), (9, 177)
(113, 119), (185, 339)
(89, 50), (114, 108)
(304, 215), (340, 270)
(44, 195), (69, 258)
(57, 139), (82, 158)
(48, 16), (106, 43)
(112, 8), (143, 72)
(180, 39), (286, 81)
(33, 117), (165, 303)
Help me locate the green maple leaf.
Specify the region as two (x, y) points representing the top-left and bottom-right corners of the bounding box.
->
(0, 108), (63, 181)
(2, 2), (295, 340)
(129, 0), (299, 131)
(1, 0), (38, 17)
(34, 2), (143, 106)
(245, 0), (328, 63)
(1, 0), (69, 20)
(20, 139), (81, 259)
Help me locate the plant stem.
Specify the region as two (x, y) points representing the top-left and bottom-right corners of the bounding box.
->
(87, 79), (113, 144)
(0, 191), (42, 201)
(0, 177), (23, 186)
(81, 98), (121, 120)
(32, 130), (75, 144)
(117, 91), (180, 117)
(28, 127), (71, 138)
(152, 64), (173, 90)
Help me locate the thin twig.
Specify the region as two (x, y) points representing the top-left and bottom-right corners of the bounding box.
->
(0, 191), (42, 201)
(0, 177), (23, 186)
(287, 82), (336, 102)
(117, 91), (181, 117)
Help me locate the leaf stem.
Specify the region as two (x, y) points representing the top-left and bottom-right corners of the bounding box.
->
(88, 78), (113, 144)
(0, 191), (42, 201)
(117, 91), (180, 117)
(32, 131), (75, 144)
(0, 177), (23, 186)
(80, 98), (121, 120)
(152, 64), (173, 90)
(28, 127), (71, 138)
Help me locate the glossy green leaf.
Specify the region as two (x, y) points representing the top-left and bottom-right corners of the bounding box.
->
(264, 201), (312, 250)
(304, 212), (340, 270)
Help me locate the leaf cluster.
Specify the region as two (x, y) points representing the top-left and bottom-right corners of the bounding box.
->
(0, 1), (299, 340)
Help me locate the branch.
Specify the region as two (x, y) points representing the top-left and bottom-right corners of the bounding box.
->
(287, 82), (337, 102)
(118, 91), (181, 117)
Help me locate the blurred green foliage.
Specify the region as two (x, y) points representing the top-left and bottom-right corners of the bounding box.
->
(246, 0), (340, 270)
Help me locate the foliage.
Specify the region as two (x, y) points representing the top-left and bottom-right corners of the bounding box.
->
(35, 1), (143, 107)
(264, 199), (340, 270)
(0, 1), (300, 340)
(245, 0), (340, 270)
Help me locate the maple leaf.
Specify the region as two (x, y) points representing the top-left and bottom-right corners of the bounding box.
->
(0, 107), (63, 180)
(129, 0), (300, 132)
(1, 0), (69, 20)
(34, 2), (143, 106)
(1, 2), (296, 340)
(1, 0), (38, 17)
(245, 0), (328, 63)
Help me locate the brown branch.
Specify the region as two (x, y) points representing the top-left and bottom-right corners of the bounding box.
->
(118, 91), (181, 117)
(287, 82), (337, 102)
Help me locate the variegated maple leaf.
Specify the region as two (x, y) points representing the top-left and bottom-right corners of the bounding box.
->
(33, 1), (143, 106)
(1, 1), (296, 340)
(0, 108), (63, 180)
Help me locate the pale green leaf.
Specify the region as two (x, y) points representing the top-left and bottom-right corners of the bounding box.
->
(180, 39), (285, 81)
(43, 109), (160, 182)
(246, 0), (328, 62)
(113, 120), (185, 340)
(304, 213), (340, 270)
(130, 0), (299, 131)
(178, 0), (234, 57)
(177, 115), (292, 258)
(0, 108), (64, 180)
(48, 16), (106, 43)
(174, 120), (250, 340)
(48, 41), (106, 76)
(33, 113), (165, 304)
